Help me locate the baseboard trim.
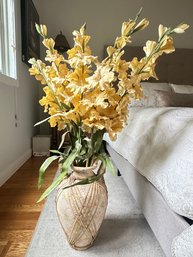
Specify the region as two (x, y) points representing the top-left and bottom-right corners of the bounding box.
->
(0, 149), (32, 187)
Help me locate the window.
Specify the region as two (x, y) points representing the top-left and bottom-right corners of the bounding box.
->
(0, 0), (17, 84)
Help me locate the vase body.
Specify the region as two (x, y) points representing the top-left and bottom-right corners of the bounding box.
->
(56, 164), (108, 250)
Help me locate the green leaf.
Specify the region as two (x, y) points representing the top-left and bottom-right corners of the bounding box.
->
(62, 172), (105, 190)
(92, 130), (104, 153)
(98, 154), (116, 176)
(37, 172), (67, 203)
(34, 113), (65, 127)
(64, 145), (72, 155)
(79, 146), (87, 156)
(61, 102), (71, 111)
(58, 131), (68, 150)
(38, 155), (60, 189)
(62, 141), (81, 172)
(49, 150), (64, 155)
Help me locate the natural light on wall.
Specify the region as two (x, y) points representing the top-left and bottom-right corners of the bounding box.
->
(0, 0), (17, 86)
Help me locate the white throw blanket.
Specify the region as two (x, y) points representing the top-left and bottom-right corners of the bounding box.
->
(104, 107), (193, 257)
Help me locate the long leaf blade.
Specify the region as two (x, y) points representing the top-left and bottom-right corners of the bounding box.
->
(62, 141), (81, 172)
(34, 113), (66, 127)
(58, 131), (68, 150)
(49, 150), (64, 155)
(98, 154), (116, 175)
(38, 155), (59, 188)
(37, 172), (67, 203)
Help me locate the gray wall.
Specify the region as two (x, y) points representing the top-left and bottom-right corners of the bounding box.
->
(36, 0), (193, 60)
(0, 1), (39, 185)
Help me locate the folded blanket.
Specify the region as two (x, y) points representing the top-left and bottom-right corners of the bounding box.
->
(104, 107), (193, 256)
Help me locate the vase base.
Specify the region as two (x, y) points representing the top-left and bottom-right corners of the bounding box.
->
(70, 242), (93, 251)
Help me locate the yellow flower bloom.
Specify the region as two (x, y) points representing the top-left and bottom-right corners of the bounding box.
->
(116, 94), (129, 113)
(43, 38), (55, 49)
(49, 117), (57, 127)
(82, 89), (109, 109)
(58, 63), (68, 77)
(115, 36), (130, 48)
(121, 20), (135, 36)
(35, 74), (46, 85)
(96, 106), (118, 118)
(65, 110), (79, 123)
(129, 57), (147, 75)
(134, 19), (149, 32)
(29, 18), (188, 146)
(29, 67), (39, 76)
(74, 35), (91, 49)
(143, 41), (157, 57)
(67, 47), (80, 59)
(160, 37), (175, 54)
(106, 46), (116, 57)
(158, 24), (168, 40)
(114, 59), (129, 79)
(86, 65), (114, 90)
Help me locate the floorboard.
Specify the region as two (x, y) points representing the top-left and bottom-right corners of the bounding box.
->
(0, 157), (57, 257)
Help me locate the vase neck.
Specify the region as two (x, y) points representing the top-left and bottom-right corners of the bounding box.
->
(72, 165), (96, 180)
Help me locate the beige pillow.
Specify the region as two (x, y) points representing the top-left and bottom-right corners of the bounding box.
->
(169, 83), (193, 94)
(129, 82), (171, 107)
(141, 82), (171, 92)
(155, 90), (193, 107)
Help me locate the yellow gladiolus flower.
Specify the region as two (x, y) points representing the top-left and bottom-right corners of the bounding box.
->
(43, 38), (55, 49)
(160, 37), (175, 54)
(158, 24), (168, 40)
(134, 18), (149, 32)
(115, 36), (130, 49)
(67, 47), (79, 59)
(58, 63), (68, 77)
(86, 65), (114, 90)
(121, 20), (135, 36)
(143, 40), (157, 57)
(106, 46), (116, 57)
(29, 67), (39, 76)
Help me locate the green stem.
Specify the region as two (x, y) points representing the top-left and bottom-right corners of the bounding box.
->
(135, 28), (172, 76)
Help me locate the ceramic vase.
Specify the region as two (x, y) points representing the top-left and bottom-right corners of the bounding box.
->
(56, 164), (108, 250)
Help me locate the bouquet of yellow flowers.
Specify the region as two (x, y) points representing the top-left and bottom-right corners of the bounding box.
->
(29, 10), (188, 202)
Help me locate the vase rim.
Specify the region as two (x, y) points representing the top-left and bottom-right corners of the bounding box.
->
(72, 164), (97, 172)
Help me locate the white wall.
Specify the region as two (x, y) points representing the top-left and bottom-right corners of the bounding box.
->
(0, 1), (39, 185)
(37, 0), (193, 60)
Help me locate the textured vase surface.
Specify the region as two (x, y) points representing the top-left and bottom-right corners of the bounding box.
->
(56, 164), (108, 250)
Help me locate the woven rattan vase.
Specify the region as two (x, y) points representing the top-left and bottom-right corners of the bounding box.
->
(56, 164), (108, 250)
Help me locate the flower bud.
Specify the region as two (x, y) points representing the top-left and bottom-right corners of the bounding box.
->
(173, 23), (189, 33)
(158, 24), (168, 39)
(121, 20), (135, 36)
(40, 25), (47, 37)
(135, 18), (149, 31)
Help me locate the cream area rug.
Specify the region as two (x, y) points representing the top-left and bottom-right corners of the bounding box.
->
(25, 172), (165, 257)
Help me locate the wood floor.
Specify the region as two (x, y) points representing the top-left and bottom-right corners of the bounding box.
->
(0, 157), (57, 257)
